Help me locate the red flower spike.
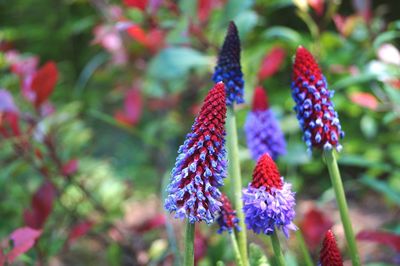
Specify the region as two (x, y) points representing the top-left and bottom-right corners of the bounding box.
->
(293, 47), (324, 84)
(319, 230), (344, 266)
(251, 153), (282, 190)
(252, 86), (269, 111)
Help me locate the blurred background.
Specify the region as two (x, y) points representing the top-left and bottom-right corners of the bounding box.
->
(0, 0), (399, 265)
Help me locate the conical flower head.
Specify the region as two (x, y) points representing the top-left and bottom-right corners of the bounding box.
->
(291, 46), (344, 152)
(319, 230), (344, 266)
(244, 86), (286, 161)
(164, 82), (227, 224)
(212, 21), (244, 106)
(217, 193), (240, 234)
(242, 153), (297, 237)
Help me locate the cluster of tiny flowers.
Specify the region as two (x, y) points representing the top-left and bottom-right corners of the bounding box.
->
(244, 86), (286, 161)
(291, 46), (344, 152)
(212, 21), (244, 106)
(217, 193), (240, 234)
(164, 82), (227, 224)
(242, 153), (297, 238)
(319, 230), (344, 266)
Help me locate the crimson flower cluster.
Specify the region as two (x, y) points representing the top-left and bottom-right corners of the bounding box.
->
(217, 193), (240, 234)
(319, 230), (344, 266)
(164, 82), (227, 224)
(242, 153), (297, 238)
(291, 46), (344, 152)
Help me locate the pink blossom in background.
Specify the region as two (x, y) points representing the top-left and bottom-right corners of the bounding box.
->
(114, 88), (142, 126)
(308, 0), (324, 17)
(377, 44), (400, 66)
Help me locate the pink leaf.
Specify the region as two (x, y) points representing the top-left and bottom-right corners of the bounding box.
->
(349, 92), (378, 110)
(7, 227), (42, 263)
(68, 221), (94, 245)
(31, 61), (58, 108)
(300, 208), (333, 250)
(123, 0), (147, 11)
(24, 181), (56, 229)
(62, 159), (79, 176)
(258, 47), (286, 81)
(357, 230), (400, 252)
(308, 0), (324, 17)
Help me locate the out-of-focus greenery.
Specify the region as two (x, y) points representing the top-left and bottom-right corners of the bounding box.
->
(1, 0), (400, 265)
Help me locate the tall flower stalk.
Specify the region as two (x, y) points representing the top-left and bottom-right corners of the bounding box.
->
(213, 21), (248, 265)
(291, 46), (360, 265)
(164, 82), (228, 265)
(243, 153), (297, 266)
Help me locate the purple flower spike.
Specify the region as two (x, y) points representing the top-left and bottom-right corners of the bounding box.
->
(244, 86), (286, 161)
(164, 82), (227, 224)
(242, 153), (297, 238)
(212, 21), (244, 106)
(291, 46), (344, 152)
(217, 193), (240, 234)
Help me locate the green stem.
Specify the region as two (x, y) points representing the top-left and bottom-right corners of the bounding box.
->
(295, 229), (313, 266)
(183, 221), (195, 266)
(226, 108), (249, 266)
(270, 231), (286, 266)
(324, 149), (361, 266)
(230, 233), (243, 266)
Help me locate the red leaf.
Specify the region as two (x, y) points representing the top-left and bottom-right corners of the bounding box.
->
(23, 181), (56, 229)
(31, 61), (58, 108)
(62, 159), (79, 176)
(357, 230), (400, 252)
(126, 25), (148, 46)
(258, 47), (286, 81)
(308, 0), (324, 17)
(124, 88), (142, 124)
(349, 92), (378, 110)
(300, 208), (334, 250)
(123, 0), (147, 11)
(135, 214), (166, 233)
(68, 221), (94, 245)
(197, 0), (225, 23)
(7, 227), (42, 263)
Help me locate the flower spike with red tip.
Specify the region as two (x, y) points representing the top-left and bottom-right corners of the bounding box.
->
(216, 193), (240, 233)
(291, 46), (344, 152)
(164, 82), (227, 224)
(319, 230), (344, 266)
(244, 86), (286, 161)
(242, 153), (297, 237)
(212, 21), (244, 106)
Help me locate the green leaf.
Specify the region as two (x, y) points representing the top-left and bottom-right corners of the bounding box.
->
(360, 175), (400, 205)
(249, 243), (270, 266)
(373, 31), (400, 51)
(262, 26), (302, 45)
(235, 10), (259, 38)
(331, 73), (377, 90)
(360, 115), (377, 139)
(148, 47), (210, 80)
(338, 155), (392, 171)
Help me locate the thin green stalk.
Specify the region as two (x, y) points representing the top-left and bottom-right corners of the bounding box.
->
(295, 229), (313, 266)
(324, 149), (360, 266)
(230, 233), (243, 266)
(183, 221), (195, 266)
(270, 231), (286, 266)
(226, 108), (249, 266)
